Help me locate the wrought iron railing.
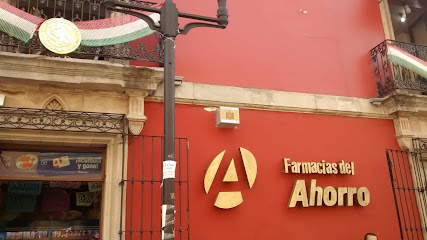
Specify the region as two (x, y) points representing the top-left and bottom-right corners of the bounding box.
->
(413, 138), (427, 153)
(0, 0), (164, 64)
(0, 107), (126, 133)
(386, 149), (426, 239)
(371, 40), (427, 97)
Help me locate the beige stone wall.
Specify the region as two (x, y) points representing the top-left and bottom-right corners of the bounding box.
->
(379, 0), (395, 40)
(0, 87), (128, 113)
(0, 88), (126, 113)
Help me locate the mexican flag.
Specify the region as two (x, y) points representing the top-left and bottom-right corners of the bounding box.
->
(387, 43), (427, 79)
(0, 0), (44, 43)
(0, 1), (160, 47)
(75, 12), (160, 47)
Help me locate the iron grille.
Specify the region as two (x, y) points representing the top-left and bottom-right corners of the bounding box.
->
(0, 107), (126, 133)
(386, 149), (427, 239)
(371, 40), (427, 97)
(0, 0), (164, 63)
(413, 139), (427, 154)
(120, 135), (190, 240)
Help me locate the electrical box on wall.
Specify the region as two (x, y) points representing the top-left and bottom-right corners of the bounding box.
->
(216, 107), (240, 128)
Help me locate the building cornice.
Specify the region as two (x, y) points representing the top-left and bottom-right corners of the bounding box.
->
(0, 51), (163, 93)
(371, 92), (427, 117)
(148, 82), (390, 119)
(371, 92), (427, 149)
(0, 52), (392, 120)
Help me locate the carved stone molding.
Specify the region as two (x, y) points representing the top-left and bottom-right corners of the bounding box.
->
(45, 99), (64, 110)
(127, 92), (148, 135)
(393, 117), (412, 136)
(396, 136), (414, 151)
(393, 116), (415, 150)
(128, 118), (146, 135)
(372, 92), (427, 148)
(42, 94), (67, 110)
(371, 92), (427, 117)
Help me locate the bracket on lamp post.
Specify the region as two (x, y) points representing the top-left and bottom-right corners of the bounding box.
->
(104, 0), (228, 36)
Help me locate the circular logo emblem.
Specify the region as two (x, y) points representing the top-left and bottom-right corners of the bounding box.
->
(204, 147), (257, 209)
(39, 18), (81, 54)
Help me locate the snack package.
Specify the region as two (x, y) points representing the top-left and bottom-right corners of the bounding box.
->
(16, 155), (38, 169)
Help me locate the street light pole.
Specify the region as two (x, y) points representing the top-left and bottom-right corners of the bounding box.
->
(104, 0), (228, 239)
(161, 2), (177, 239)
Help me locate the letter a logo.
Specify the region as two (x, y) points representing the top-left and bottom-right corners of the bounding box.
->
(204, 147), (257, 209)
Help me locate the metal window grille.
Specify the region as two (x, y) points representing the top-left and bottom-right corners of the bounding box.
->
(120, 135), (190, 240)
(0, 107), (126, 134)
(386, 147), (427, 239)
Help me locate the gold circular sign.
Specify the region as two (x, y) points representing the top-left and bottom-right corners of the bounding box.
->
(39, 18), (81, 54)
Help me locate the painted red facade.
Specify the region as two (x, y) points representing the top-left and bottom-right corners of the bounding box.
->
(127, 0), (404, 239)
(173, 0), (385, 97)
(124, 103), (402, 240)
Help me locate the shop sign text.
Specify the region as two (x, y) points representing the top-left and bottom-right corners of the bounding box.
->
(284, 159), (370, 208)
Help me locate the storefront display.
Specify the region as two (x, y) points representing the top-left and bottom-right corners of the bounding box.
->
(0, 150), (103, 240)
(0, 151), (103, 180)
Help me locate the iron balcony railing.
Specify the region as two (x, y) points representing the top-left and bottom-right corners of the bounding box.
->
(0, 0), (164, 64)
(371, 40), (427, 97)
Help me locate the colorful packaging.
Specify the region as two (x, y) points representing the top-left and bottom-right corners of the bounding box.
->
(85, 230), (92, 237)
(92, 230), (99, 239)
(20, 232), (27, 240)
(60, 230), (67, 238)
(14, 232), (22, 240)
(5, 232), (14, 240)
(52, 231), (60, 238)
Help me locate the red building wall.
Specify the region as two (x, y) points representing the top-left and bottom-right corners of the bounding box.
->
(169, 0), (385, 97)
(126, 0), (399, 239)
(127, 102), (402, 240)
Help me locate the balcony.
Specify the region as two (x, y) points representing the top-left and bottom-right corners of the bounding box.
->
(0, 0), (163, 65)
(371, 40), (427, 97)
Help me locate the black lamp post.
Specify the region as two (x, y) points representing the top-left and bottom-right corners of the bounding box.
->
(103, 0), (228, 239)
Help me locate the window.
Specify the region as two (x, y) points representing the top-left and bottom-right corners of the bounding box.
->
(387, 0), (426, 45)
(0, 147), (104, 240)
